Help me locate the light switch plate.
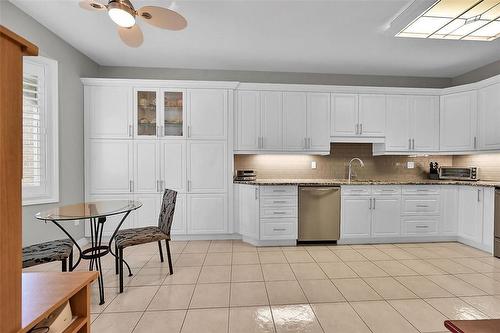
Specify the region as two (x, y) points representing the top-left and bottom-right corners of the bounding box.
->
(311, 161), (317, 169)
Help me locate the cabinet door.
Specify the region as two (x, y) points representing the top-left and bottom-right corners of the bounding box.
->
(187, 194), (227, 234)
(261, 91), (283, 150)
(440, 91), (477, 151)
(283, 92), (307, 150)
(331, 94), (358, 137)
(161, 89), (185, 138)
(87, 86), (132, 139)
(479, 83), (500, 150)
(135, 88), (159, 138)
(440, 186), (458, 235)
(134, 141), (160, 193)
(236, 90), (260, 150)
(307, 93), (330, 151)
(372, 196), (401, 237)
(385, 95), (411, 151)
(188, 141), (227, 193)
(88, 140), (133, 194)
(133, 193), (161, 228)
(85, 194), (134, 236)
(171, 193), (187, 235)
(188, 89), (227, 139)
(412, 96), (439, 151)
(358, 94), (386, 137)
(160, 141), (186, 193)
(239, 185), (259, 240)
(458, 186), (483, 243)
(341, 196), (371, 238)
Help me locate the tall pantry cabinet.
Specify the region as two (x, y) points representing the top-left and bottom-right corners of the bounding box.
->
(83, 79), (237, 237)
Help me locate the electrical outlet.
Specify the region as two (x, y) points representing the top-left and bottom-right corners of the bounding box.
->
(311, 161), (317, 169)
(407, 161), (415, 169)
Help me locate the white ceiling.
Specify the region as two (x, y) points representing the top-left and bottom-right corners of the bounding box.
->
(9, 0), (500, 77)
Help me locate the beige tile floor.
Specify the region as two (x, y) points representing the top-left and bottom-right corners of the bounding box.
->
(25, 240), (500, 333)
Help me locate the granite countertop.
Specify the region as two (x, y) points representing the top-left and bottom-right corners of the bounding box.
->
(233, 178), (500, 187)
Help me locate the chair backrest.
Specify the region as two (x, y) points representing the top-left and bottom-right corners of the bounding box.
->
(158, 189), (177, 235)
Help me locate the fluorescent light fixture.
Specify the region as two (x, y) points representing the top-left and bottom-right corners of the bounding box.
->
(397, 0), (500, 41)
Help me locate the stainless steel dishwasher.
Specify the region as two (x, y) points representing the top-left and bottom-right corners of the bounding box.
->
(298, 186), (341, 241)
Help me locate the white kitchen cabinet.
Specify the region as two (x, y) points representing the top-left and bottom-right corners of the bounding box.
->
(283, 92), (308, 150)
(371, 196), (401, 237)
(88, 140), (133, 195)
(133, 193), (162, 228)
(402, 217), (439, 236)
(187, 194), (227, 234)
(238, 185), (260, 240)
(86, 86), (132, 139)
(188, 89), (227, 140)
(236, 90), (260, 150)
(134, 88), (160, 139)
(134, 141), (160, 194)
(331, 94), (358, 137)
(187, 141), (227, 193)
(261, 91), (284, 150)
(385, 95), (411, 151)
(458, 186), (483, 244)
(440, 186), (459, 235)
(440, 91), (478, 151)
(358, 94), (386, 137)
(478, 83), (500, 150)
(307, 92), (330, 151)
(341, 196), (372, 238)
(171, 193), (187, 235)
(160, 141), (186, 193)
(160, 89), (185, 138)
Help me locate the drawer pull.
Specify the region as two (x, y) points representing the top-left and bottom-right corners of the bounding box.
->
(273, 200), (287, 204)
(415, 225), (429, 228)
(273, 228), (287, 231)
(272, 189), (287, 193)
(349, 189), (365, 192)
(273, 211), (287, 215)
(416, 205), (429, 208)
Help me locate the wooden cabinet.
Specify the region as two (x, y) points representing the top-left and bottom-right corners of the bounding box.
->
(134, 141), (160, 193)
(188, 89), (227, 139)
(358, 94), (386, 137)
(87, 140), (133, 195)
(87, 85), (132, 139)
(372, 196), (401, 237)
(283, 92), (308, 150)
(478, 83), (500, 150)
(307, 93), (330, 151)
(236, 90), (260, 150)
(187, 194), (227, 234)
(440, 91), (478, 151)
(458, 186), (484, 244)
(187, 141), (227, 193)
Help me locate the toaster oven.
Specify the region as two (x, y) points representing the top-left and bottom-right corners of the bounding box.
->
(438, 166), (478, 181)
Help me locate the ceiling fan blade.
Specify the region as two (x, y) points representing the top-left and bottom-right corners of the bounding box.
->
(118, 24), (144, 48)
(137, 6), (187, 31)
(79, 0), (106, 11)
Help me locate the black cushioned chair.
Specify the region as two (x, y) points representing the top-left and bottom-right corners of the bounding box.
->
(22, 239), (74, 272)
(115, 189), (177, 292)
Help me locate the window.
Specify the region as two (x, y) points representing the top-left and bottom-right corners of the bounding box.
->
(22, 57), (59, 205)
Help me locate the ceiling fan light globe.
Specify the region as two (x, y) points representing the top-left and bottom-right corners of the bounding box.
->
(108, 7), (135, 27)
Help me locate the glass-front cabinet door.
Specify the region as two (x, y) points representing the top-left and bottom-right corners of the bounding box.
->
(135, 88), (159, 138)
(162, 89), (185, 138)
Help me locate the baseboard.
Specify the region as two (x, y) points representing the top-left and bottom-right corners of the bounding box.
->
(338, 236), (457, 245)
(171, 233), (242, 241)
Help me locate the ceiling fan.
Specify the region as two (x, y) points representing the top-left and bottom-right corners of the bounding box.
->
(79, 0), (187, 47)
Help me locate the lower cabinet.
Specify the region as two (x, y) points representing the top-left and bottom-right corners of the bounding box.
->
(458, 186), (484, 244)
(187, 194), (227, 234)
(372, 196), (401, 237)
(341, 196), (372, 238)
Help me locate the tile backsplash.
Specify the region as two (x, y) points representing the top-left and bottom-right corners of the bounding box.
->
(234, 143), (453, 180)
(453, 154), (500, 181)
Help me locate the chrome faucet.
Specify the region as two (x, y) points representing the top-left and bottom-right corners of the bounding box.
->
(348, 158), (365, 183)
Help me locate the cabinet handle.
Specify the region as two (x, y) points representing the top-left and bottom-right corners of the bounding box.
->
(412, 138), (415, 150)
(187, 180), (191, 192)
(273, 228), (286, 231)
(415, 225), (429, 229)
(273, 211), (287, 215)
(187, 125), (191, 138)
(416, 204), (429, 208)
(373, 198), (376, 209)
(478, 189), (481, 202)
(273, 200), (287, 204)
(156, 180), (159, 192)
(160, 180), (164, 192)
(273, 189), (286, 193)
(474, 136), (477, 149)
(255, 187), (259, 200)
(355, 124), (359, 135)
(408, 138), (412, 150)
(369, 198), (372, 210)
(129, 180), (133, 192)
(128, 125), (133, 137)
(360, 123), (363, 135)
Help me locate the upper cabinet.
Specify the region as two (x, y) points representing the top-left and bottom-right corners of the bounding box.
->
(236, 90), (260, 150)
(86, 85), (132, 139)
(162, 90), (185, 137)
(440, 91), (477, 152)
(478, 83), (500, 151)
(331, 94), (385, 140)
(306, 93), (330, 151)
(261, 91), (284, 150)
(188, 89), (227, 140)
(283, 92), (308, 150)
(135, 88), (159, 138)
(384, 95), (439, 152)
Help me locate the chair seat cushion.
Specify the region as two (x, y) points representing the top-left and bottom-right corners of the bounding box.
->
(22, 239), (73, 268)
(115, 226), (169, 249)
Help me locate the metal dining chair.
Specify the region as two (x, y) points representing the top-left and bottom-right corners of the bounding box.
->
(114, 189), (177, 292)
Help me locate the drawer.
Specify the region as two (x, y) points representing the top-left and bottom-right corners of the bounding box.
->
(402, 185), (440, 195)
(402, 218), (438, 235)
(260, 220), (297, 240)
(260, 196), (297, 207)
(372, 185), (401, 195)
(402, 196), (440, 215)
(260, 206), (297, 219)
(260, 186), (297, 196)
(341, 185), (371, 196)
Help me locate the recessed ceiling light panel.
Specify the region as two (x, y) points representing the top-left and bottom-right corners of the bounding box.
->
(397, 0), (500, 41)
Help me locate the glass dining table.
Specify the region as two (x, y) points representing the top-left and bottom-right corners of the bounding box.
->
(35, 200), (142, 305)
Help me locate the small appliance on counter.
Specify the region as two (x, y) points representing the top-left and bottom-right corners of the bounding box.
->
(234, 170), (257, 181)
(438, 166), (479, 181)
(429, 162), (439, 180)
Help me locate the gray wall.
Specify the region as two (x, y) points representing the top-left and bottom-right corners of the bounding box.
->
(99, 66), (452, 88)
(452, 60), (500, 86)
(1, 1), (99, 246)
